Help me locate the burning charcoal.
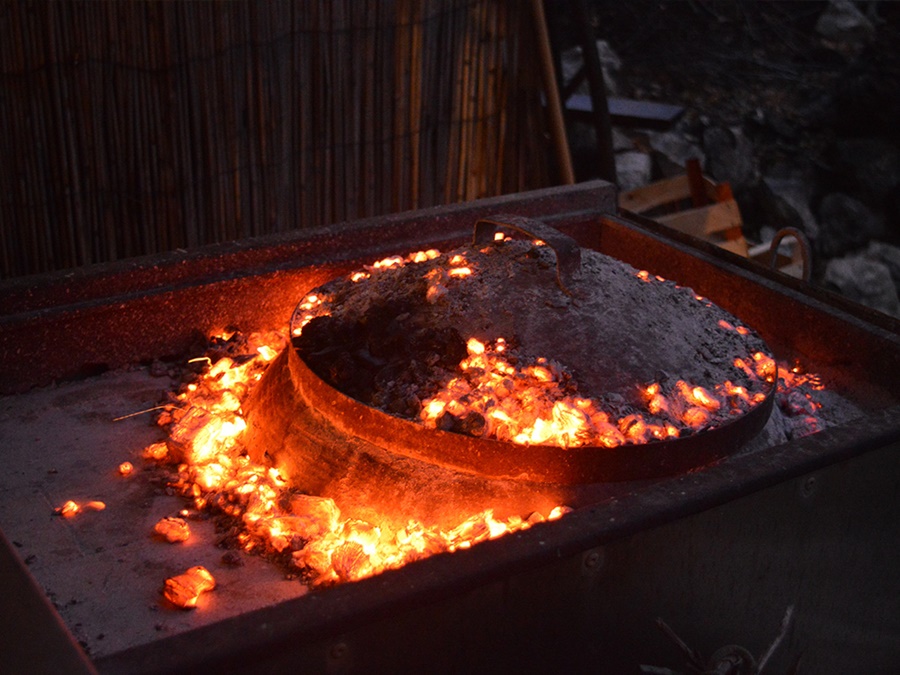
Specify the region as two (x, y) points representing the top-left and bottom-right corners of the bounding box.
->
(162, 565), (215, 609)
(779, 389), (818, 417)
(54, 500), (106, 518)
(459, 411), (486, 436)
(118, 461), (134, 476)
(291, 541), (333, 580)
(288, 494), (340, 538)
(55, 500), (80, 518)
(153, 517), (191, 543)
(165, 407), (211, 461)
(436, 411), (461, 433)
(331, 541), (371, 582)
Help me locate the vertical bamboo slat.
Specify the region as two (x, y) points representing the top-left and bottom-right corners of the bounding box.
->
(0, 0), (554, 279)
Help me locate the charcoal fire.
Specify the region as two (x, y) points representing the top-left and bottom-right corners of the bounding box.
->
(140, 329), (567, 591)
(129, 219), (831, 602)
(287, 217), (780, 487)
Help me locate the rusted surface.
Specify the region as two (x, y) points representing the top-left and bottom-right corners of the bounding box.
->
(0, 182), (618, 395)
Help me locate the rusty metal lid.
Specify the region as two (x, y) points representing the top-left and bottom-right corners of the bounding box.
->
(289, 214), (776, 482)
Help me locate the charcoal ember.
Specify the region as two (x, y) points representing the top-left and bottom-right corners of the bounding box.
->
(295, 298), (466, 413)
(165, 406), (212, 464)
(331, 541), (371, 582)
(437, 411), (487, 437)
(291, 541), (333, 580)
(152, 517), (191, 543)
(460, 411), (487, 436)
(162, 565), (216, 609)
(779, 389), (818, 417)
(288, 494), (340, 538)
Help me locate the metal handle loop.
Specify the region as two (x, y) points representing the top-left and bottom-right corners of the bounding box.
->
(768, 227), (812, 282)
(473, 214), (582, 295)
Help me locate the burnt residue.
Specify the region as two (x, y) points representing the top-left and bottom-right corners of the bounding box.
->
(294, 297), (467, 418)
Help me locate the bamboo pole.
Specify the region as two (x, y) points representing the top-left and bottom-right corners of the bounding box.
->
(528, 0), (574, 185)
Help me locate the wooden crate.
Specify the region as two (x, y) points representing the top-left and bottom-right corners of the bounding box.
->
(619, 159), (749, 257)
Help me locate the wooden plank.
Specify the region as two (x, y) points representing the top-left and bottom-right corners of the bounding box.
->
(619, 174), (690, 213)
(619, 172), (722, 215)
(655, 199), (742, 238)
(716, 236), (749, 257)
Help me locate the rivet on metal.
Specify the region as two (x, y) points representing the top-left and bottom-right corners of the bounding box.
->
(800, 475), (817, 498)
(582, 547), (604, 575)
(329, 642), (348, 661)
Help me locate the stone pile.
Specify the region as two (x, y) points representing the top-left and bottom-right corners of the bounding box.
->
(570, 0), (900, 318)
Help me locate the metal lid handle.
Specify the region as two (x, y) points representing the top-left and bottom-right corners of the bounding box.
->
(473, 214), (582, 294)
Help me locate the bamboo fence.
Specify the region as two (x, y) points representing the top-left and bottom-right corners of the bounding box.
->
(0, 0), (555, 279)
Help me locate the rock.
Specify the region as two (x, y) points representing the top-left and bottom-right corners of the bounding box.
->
(702, 126), (756, 192)
(561, 39), (621, 96)
(866, 240), (900, 285)
(815, 192), (883, 257)
(648, 130), (704, 178)
(754, 164), (820, 240)
(823, 255), (900, 318)
(615, 150), (652, 192)
(827, 138), (900, 210)
(611, 128), (634, 153)
(815, 0), (875, 48)
(831, 47), (900, 139)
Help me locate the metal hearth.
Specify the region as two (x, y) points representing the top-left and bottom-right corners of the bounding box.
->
(1, 181), (898, 674)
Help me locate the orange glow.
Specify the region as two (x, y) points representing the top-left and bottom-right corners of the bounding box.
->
(419, 337), (780, 448)
(142, 325), (827, 587)
(56, 500), (80, 518)
(141, 331), (569, 588)
(153, 517), (191, 543)
(292, 293), (329, 336)
(163, 565), (215, 609)
(55, 499), (106, 518)
(119, 461), (134, 476)
(136, 248), (830, 589)
(372, 255), (405, 269)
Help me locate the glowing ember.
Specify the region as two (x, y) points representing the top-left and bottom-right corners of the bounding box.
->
(162, 565), (216, 609)
(139, 329), (566, 589)
(54, 500), (106, 518)
(56, 500), (80, 518)
(143, 442), (168, 461)
(133, 245), (831, 592)
(153, 517), (191, 543)
(118, 461), (134, 476)
(417, 335), (779, 448)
